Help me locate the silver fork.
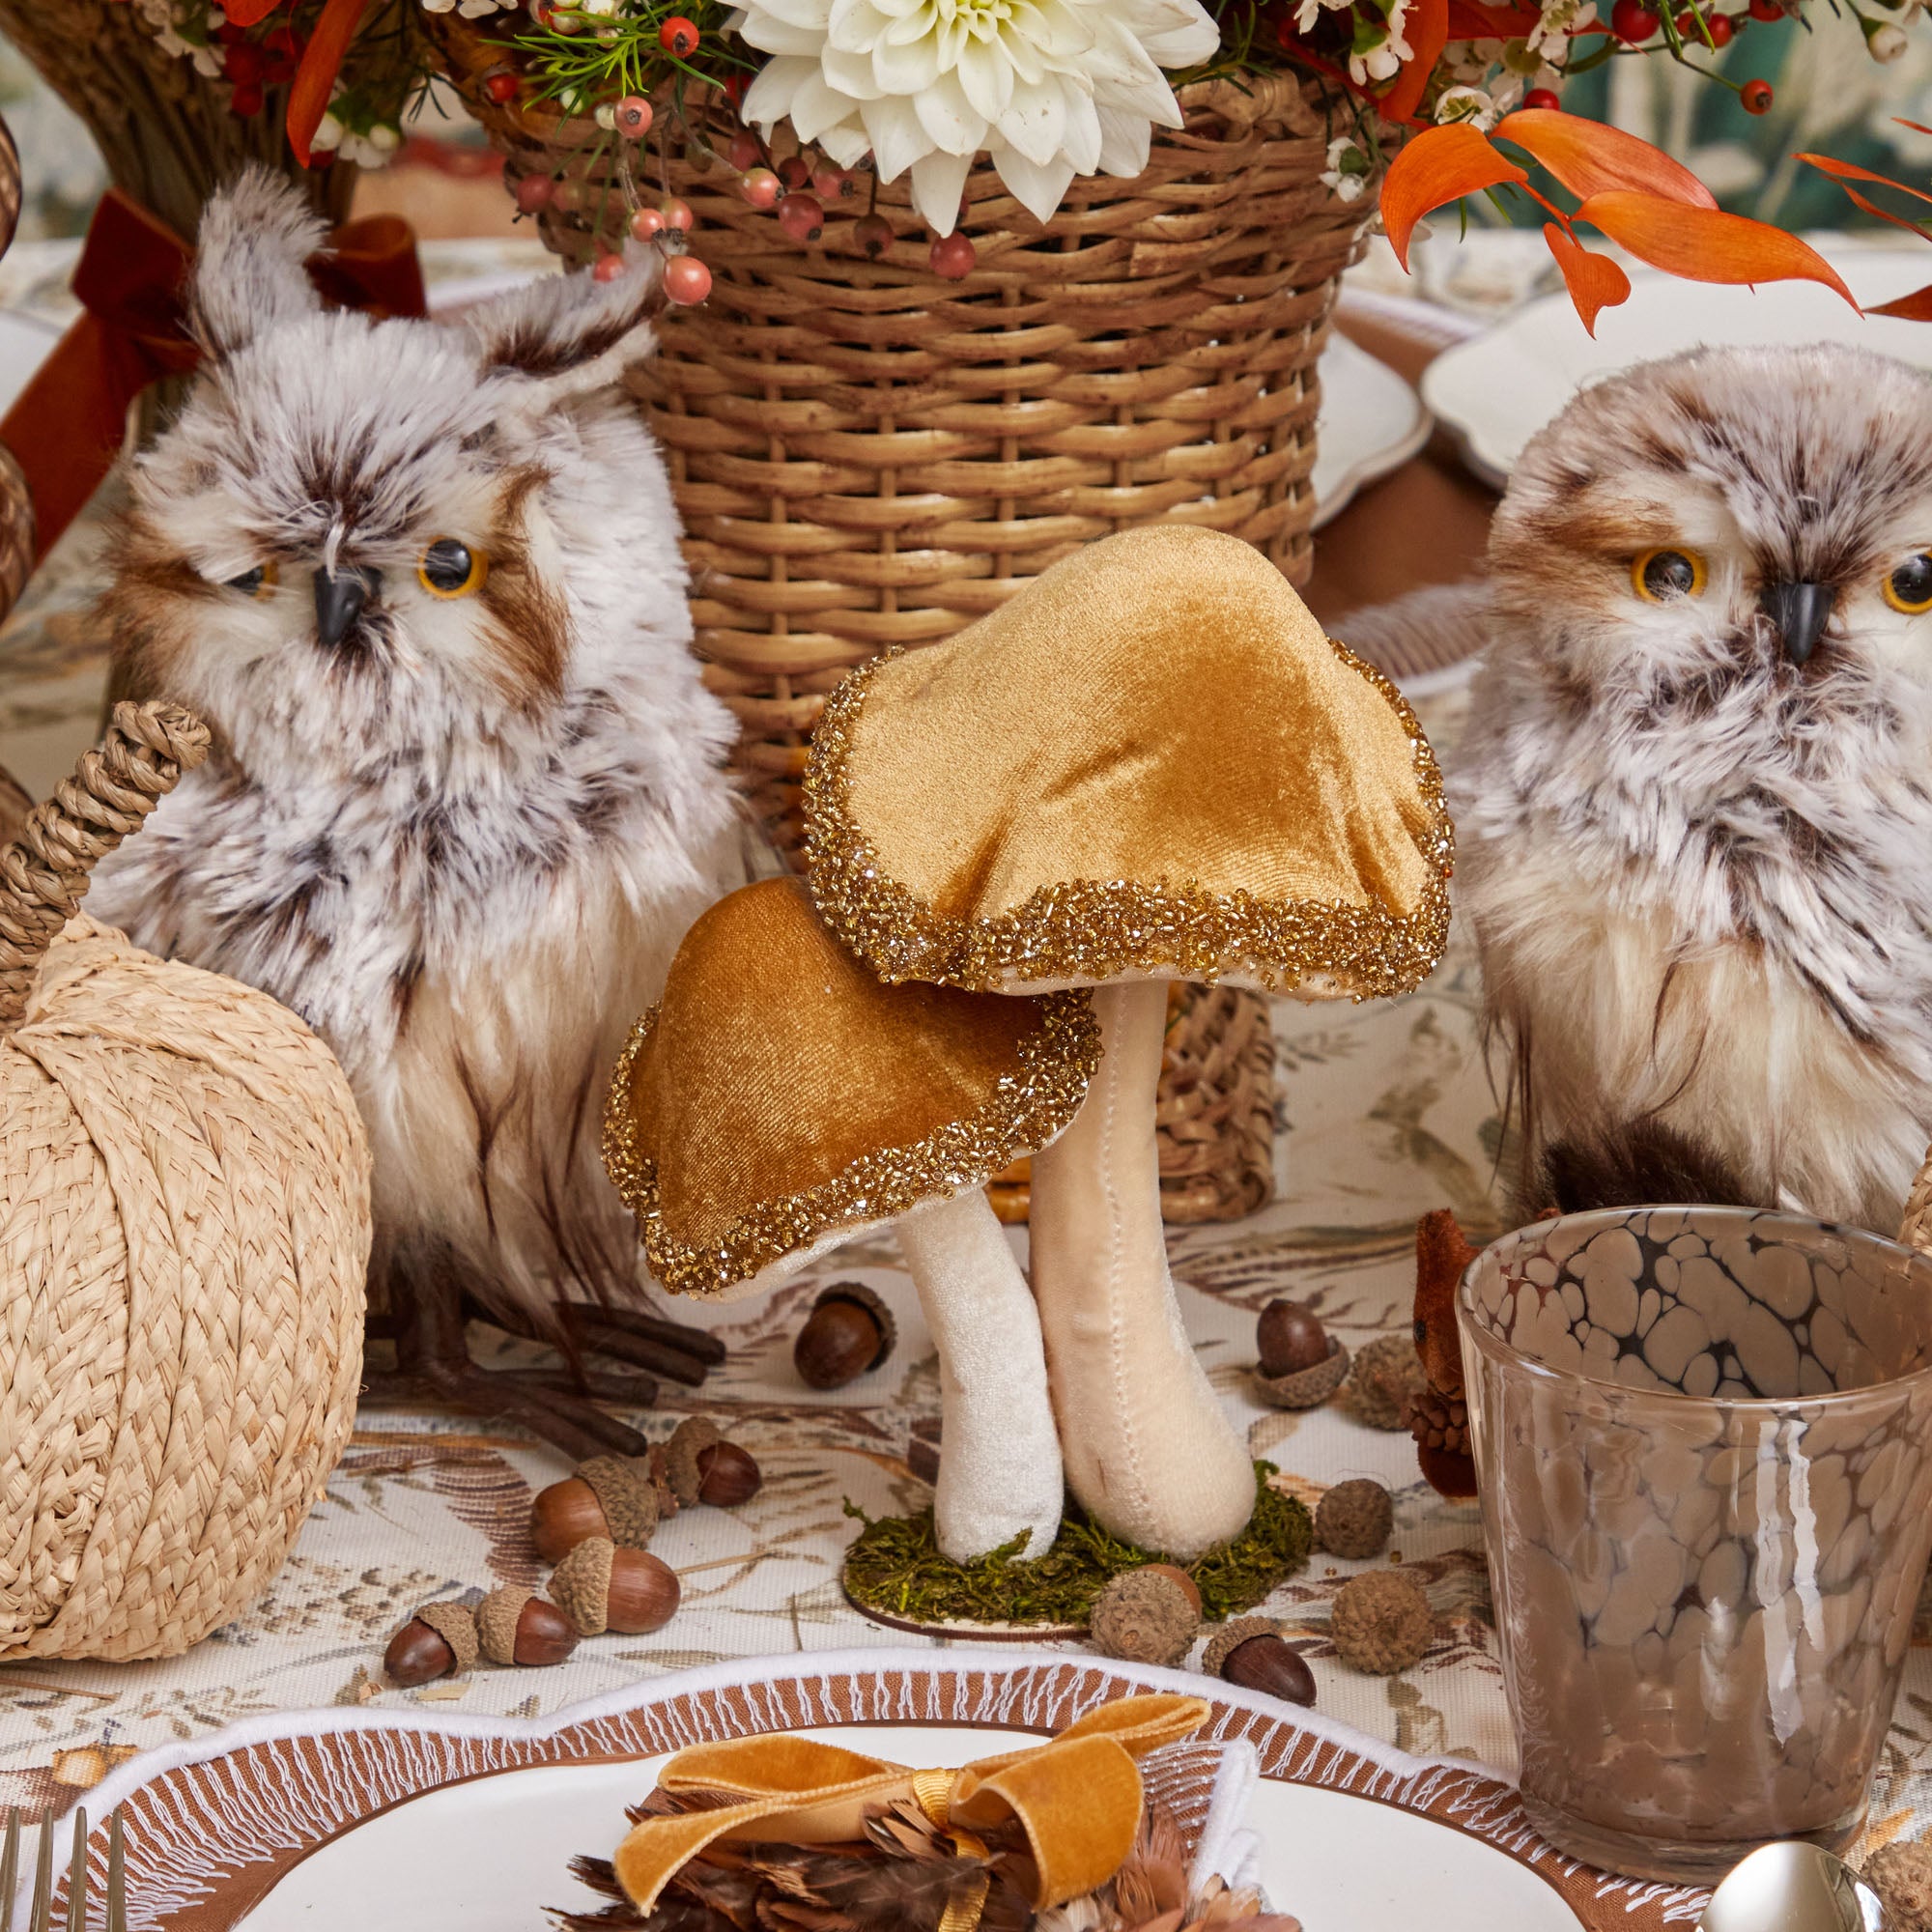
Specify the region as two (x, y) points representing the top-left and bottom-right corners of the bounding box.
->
(0, 1805), (126, 1932)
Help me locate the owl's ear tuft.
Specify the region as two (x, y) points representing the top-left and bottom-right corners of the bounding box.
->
(465, 245), (661, 406)
(191, 166), (328, 361)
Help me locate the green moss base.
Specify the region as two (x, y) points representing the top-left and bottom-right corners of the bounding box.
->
(842, 1463), (1311, 1630)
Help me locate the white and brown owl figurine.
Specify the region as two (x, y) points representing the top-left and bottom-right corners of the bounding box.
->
(1349, 343), (1932, 1234)
(86, 170), (746, 1457)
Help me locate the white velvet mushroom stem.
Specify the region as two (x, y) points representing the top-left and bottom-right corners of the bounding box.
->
(895, 1186), (1065, 1563)
(1029, 979), (1257, 1559)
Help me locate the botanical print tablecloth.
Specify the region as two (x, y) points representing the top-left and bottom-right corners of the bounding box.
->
(3, 668), (1932, 1881)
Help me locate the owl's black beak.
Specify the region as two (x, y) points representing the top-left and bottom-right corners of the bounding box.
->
(1760, 580), (1835, 666)
(312, 566), (378, 648)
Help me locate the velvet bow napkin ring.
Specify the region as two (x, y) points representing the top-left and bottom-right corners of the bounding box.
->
(611, 1692), (1212, 1923)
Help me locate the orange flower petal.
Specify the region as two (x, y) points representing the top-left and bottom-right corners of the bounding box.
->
(1575, 190), (1857, 305)
(1379, 125), (1528, 271)
(1381, 0), (1450, 125)
(1494, 109), (1717, 209)
(1542, 221), (1633, 335)
(221, 0), (284, 22)
(288, 0), (372, 167)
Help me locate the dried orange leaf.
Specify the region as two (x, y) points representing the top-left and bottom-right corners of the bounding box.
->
(1382, 0), (1450, 125)
(1868, 283), (1932, 322)
(1575, 190), (1857, 305)
(1495, 110), (1717, 208)
(289, 0), (372, 166)
(1542, 221), (1633, 335)
(1380, 125), (1528, 270)
(1797, 151), (1932, 207)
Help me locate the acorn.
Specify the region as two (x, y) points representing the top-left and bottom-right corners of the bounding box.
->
(1316, 1478), (1394, 1560)
(1258, 1299), (1329, 1377)
(794, 1283), (895, 1389)
(549, 1537), (682, 1637)
(663, 1416), (722, 1506)
(696, 1439), (762, 1507)
(531, 1454), (660, 1563)
(1348, 1333), (1429, 1432)
(383, 1599), (478, 1688)
(1089, 1567), (1200, 1667)
(1203, 1617), (1315, 1706)
(1330, 1571), (1434, 1675)
(476, 1586), (580, 1667)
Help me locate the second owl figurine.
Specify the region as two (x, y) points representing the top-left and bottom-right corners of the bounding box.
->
(1350, 342), (1932, 1236)
(86, 170), (746, 1455)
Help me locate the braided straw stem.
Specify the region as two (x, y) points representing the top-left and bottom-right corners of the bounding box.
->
(0, 699), (210, 1033)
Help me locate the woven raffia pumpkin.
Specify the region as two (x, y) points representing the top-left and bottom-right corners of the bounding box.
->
(0, 703), (371, 1661)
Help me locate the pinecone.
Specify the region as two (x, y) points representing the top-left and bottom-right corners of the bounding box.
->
(1406, 1384), (1467, 1460)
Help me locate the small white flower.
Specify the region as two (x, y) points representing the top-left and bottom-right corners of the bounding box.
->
(1435, 82), (1498, 127)
(730, 0), (1223, 233)
(1321, 133), (1370, 201)
(1868, 18), (1910, 59)
(419, 0), (459, 13)
(311, 111), (346, 152)
(1526, 0), (1591, 54)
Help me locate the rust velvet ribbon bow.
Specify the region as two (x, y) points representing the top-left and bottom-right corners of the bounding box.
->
(0, 186), (426, 564)
(611, 1692), (1211, 1926)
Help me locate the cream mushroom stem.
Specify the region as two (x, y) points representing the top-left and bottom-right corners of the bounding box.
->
(1028, 979), (1257, 1560)
(895, 1186), (1065, 1565)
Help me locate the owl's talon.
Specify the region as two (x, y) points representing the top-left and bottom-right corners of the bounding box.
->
(556, 1300), (726, 1366)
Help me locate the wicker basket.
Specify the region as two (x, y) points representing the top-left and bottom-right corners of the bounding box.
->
(429, 24), (1365, 1222)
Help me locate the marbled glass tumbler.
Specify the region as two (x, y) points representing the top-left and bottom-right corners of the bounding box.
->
(1461, 1208), (1932, 1883)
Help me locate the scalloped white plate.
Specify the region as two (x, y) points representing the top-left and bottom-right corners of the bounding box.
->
(1423, 247), (1932, 486)
(238, 1722), (1582, 1932)
(1315, 330), (1432, 527)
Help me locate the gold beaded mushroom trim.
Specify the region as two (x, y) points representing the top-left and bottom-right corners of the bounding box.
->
(802, 640), (1454, 998)
(601, 988), (1100, 1298)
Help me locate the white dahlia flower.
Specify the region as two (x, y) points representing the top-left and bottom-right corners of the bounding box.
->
(730, 0), (1221, 233)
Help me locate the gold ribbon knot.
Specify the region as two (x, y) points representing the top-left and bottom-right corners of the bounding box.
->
(611, 1691), (1211, 1928)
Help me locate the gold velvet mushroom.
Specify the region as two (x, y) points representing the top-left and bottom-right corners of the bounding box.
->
(603, 875), (1099, 1562)
(803, 525), (1454, 1559)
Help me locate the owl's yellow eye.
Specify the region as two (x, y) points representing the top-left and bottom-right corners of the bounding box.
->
(418, 538), (488, 599)
(1884, 554), (1932, 614)
(1633, 548), (1707, 603)
(224, 561), (278, 599)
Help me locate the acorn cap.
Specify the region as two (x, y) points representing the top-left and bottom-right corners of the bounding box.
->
(815, 1281), (896, 1369)
(663, 1416), (722, 1508)
(476, 1586), (537, 1666)
(1088, 1567), (1200, 1668)
(577, 1455), (660, 1548)
(1330, 1571), (1434, 1675)
(1254, 1339), (1350, 1410)
(550, 1536), (616, 1637)
(1348, 1333), (1428, 1431)
(1315, 1478), (1394, 1560)
(1201, 1615), (1285, 1680)
(601, 877), (1099, 1297)
(803, 525), (1452, 998)
(413, 1599), (479, 1676)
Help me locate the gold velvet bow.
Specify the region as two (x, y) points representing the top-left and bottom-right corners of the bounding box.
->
(612, 1692), (1211, 1926)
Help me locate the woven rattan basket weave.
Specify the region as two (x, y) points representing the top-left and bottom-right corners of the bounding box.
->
(0, 705), (371, 1661)
(430, 25), (1356, 1222)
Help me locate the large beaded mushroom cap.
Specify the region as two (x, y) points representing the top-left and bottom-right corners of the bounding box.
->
(801, 523), (1453, 998)
(601, 875), (1099, 1300)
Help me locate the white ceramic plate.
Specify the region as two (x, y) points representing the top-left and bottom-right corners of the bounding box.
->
(1314, 329), (1432, 527)
(1422, 246), (1932, 486)
(238, 1721), (1581, 1932)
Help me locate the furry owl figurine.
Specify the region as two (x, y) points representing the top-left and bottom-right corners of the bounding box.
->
(85, 171), (745, 1458)
(1346, 343), (1932, 1236)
